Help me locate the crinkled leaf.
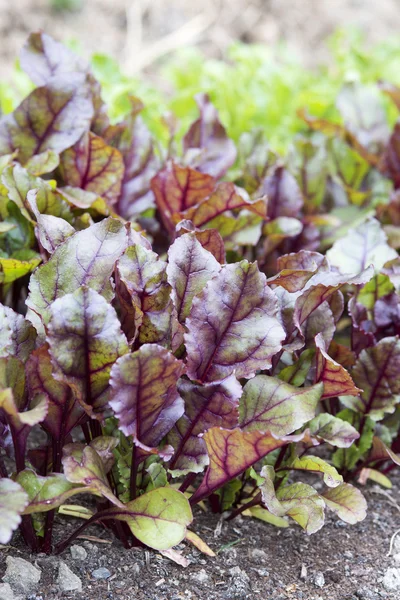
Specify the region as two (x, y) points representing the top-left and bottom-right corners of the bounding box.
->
(16, 469), (87, 514)
(0, 74), (94, 164)
(62, 443), (121, 505)
(288, 456), (343, 487)
(115, 244), (179, 346)
(327, 218), (397, 275)
(59, 132), (124, 204)
(27, 217), (127, 324)
(152, 162), (215, 233)
(308, 413), (360, 448)
(0, 388), (47, 429)
(261, 165), (303, 219)
(345, 336), (400, 420)
(109, 487), (192, 551)
(167, 232), (221, 323)
(183, 93), (236, 179)
(315, 333), (361, 399)
(190, 428), (286, 503)
(168, 376), (242, 475)
(47, 286), (128, 418)
(0, 305), (36, 363)
(0, 478), (29, 543)
(259, 466), (325, 534)
(321, 483), (367, 524)
(185, 260), (285, 382)
(239, 375), (322, 436)
(178, 182), (266, 229)
(26, 344), (83, 439)
(109, 344), (185, 453)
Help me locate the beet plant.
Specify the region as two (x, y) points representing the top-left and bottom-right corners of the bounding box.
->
(0, 32), (399, 559)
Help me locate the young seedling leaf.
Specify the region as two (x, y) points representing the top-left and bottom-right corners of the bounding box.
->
(321, 483), (367, 524)
(16, 470), (88, 514)
(308, 413), (360, 448)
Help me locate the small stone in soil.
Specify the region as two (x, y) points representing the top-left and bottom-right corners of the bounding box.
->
(249, 548), (267, 561)
(57, 561), (82, 593)
(192, 569), (209, 584)
(2, 556), (41, 595)
(356, 588), (380, 600)
(92, 567), (112, 579)
(313, 572), (325, 588)
(382, 567), (400, 591)
(70, 544), (88, 561)
(0, 583), (14, 600)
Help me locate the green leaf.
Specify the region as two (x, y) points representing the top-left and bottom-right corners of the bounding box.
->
(278, 349), (314, 386)
(24, 150), (60, 176)
(259, 466), (325, 534)
(288, 456), (343, 487)
(239, 376), (323, 436)
(110, 487), (192, 550)
(321, 483), (367, 524)
(16, 470), (88, 514)
(0, 478), (28, 543)
(358, 274), (394, 310)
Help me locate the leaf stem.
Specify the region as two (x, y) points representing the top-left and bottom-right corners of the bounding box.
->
(130, 444), (138, 501)
(226, 492), (262, 521)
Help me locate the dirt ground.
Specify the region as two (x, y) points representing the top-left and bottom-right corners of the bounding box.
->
(2, 0), (400, 78)
(1, 473), (399, 600)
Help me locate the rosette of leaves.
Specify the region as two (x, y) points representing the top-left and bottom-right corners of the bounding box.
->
(0, 32), (398, 558)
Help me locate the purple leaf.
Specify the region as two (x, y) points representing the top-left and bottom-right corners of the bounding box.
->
(190, 427), (286, 504)
(185, 260), (285, 382)
(26, 217), (128, 324)
(260, 165), (303, 219)
(167, 232), (221, 323)
(26, 344), (84, 439)
(109, 344), (185, 453)
(0, 74), (94, 164)
(167, 376), (242, 475)
(115, 244), (181, 347)
(59, 132), (124, 205)
(315, 333), (361, 400)
(151, 162), (215, 233)
(183, 93), (236, 179)
(47, 286), (129, 418)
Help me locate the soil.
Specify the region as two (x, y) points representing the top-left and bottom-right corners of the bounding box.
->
(2, 0), (400, 79)
(1, 473), (399, 600)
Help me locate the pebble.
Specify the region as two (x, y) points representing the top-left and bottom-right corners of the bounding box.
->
(92, 567), (112, 580)
(382, 567), (400, 592)
(192, 569), (209, 584)
(57, 561), (82, 593)
(356, 588), (379, 600)
(2, 556), (41, 595)
(70, 545), (88, 561)
(0, 583), (14, 600)
(313, 572), (325, 588)
(249, 548), (268, 561)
